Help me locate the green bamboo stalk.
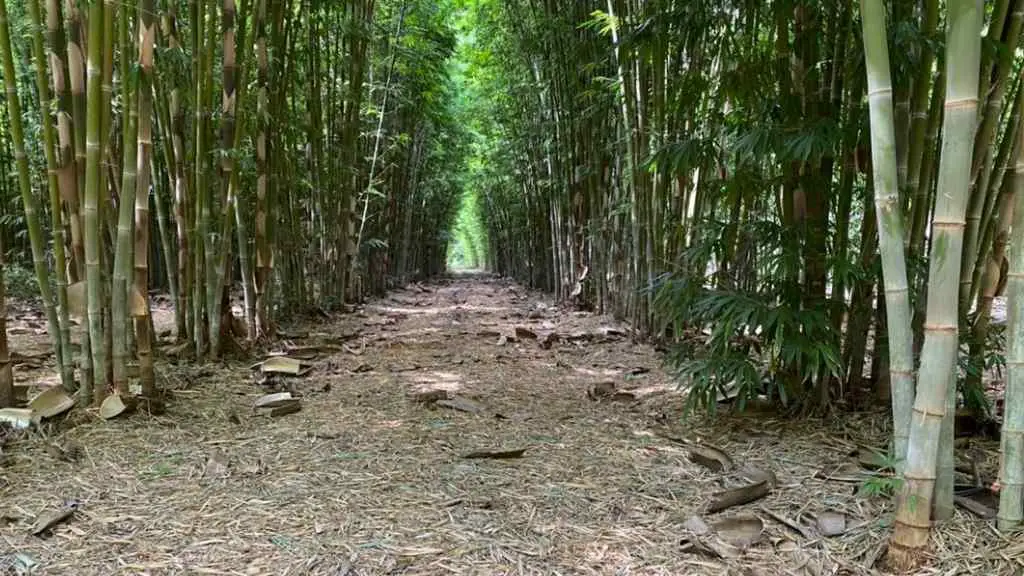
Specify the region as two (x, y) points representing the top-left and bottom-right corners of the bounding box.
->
(65, 0), (87, 206)
(159, 3), (192, 344)
(27, 0), (75, 390)
(100, 0), (116, 392)
(891, 0), (982, 567)
(0, 234), (11, 408)
(134, 0), (156, 396)
(83, 0), (108, 405)
(978, 0), (1012, 111)
(192, 0), (208, 355)
(971, 147), (1019, 396)
(62, 0), (93, 401)
(210, 0), (249, 357)
(998, 71), (1024, 530)
(151, 77), (182, 338)
(0, 235), (9, 405)
(112, 0), (138, 396)
(47, 0), (83, 279)
(971, 79), (1024, 306)
(904, 0), (939, 240)
(254, 0), (271, 336)
(960, 4), (1024, 309)
(151, 154), (177, 314)
(910, 66), (945, 257)
(859, 0), (914, 467)
(0, 0), (70, 394)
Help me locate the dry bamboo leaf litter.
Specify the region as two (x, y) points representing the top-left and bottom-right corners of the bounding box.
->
(0, 273), (1014, 575)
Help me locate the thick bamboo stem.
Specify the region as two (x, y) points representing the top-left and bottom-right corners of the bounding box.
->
(891, 0), (982, 566)
(859, 0), (914, 467)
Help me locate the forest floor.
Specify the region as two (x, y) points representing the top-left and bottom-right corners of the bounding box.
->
(0, 272), (1018, 575)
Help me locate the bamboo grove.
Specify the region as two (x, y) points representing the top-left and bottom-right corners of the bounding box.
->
(0, 0), (466, 410)
(459, 0), (1024, 567)
(4, 0), (1024, 570)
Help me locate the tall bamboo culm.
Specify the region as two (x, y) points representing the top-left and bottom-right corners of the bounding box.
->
(858, 0), (914, 469)
(84, 0), (109, 405)
(27, 0), (75, 390)
(997, 42), (1024, 529)
(135, 0), (157, 395)
(890, 0), (982, 568)
(0, 0), (69, 391)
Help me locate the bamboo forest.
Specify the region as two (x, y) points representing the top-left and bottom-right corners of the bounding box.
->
(3, 0), (1024, 573)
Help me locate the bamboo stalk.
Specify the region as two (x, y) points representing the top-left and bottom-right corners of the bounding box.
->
(0, 234), (11, 409)
(112, 0), (138, 396)
(83, 0), (109, 405)
(961, 3), (1024, 309)
(159, 3), (192, 345)
(998, 61), (1024, 530)
(27, 0), (75, 390)
(254, 0), (272, 336)
(210, 0), (251, 357)
(192, 0), (208, 355)
(0, 0), (70, 394)
(891, 0), (982, 566)
(134, 0), (156, 395)
(859, 0), (914, 467)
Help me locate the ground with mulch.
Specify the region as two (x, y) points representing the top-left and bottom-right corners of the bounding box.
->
(0, 273), (1019, 575)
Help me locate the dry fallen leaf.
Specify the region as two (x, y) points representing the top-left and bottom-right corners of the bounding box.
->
(99, 394), (129, 420)
(29, 388), (74, 420)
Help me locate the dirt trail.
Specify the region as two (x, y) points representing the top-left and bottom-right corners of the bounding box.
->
(0, 273), (1009, 575)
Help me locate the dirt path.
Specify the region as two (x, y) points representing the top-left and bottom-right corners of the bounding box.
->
(0, 274), (1010, 575)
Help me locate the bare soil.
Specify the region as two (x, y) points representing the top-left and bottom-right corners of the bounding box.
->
(0, 272), (1016, 575)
